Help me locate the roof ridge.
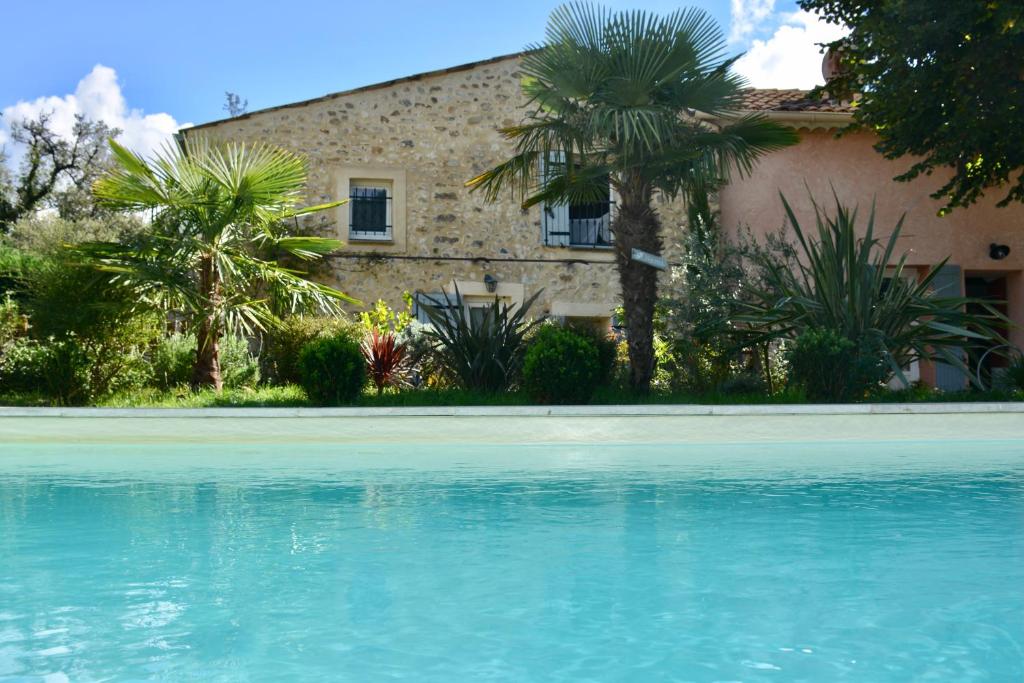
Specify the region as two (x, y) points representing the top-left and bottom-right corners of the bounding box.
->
(186, 51), (528, 132)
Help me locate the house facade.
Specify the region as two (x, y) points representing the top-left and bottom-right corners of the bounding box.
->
(184, 54), (664, 331)
(184, 53), (1024, 388)
(720, 89), (1024, 387)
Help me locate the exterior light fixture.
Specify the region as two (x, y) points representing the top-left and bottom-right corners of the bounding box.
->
(484, 274), (498, 293)
(990, 243), (1011, 260)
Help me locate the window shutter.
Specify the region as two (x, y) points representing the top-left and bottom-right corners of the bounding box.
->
(540, 151), (569, 247)
(414, 291), (460, 325)
(931, 264), (967, 392)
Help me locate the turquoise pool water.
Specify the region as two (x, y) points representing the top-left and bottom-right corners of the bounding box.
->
(1, 438), (1022, 681)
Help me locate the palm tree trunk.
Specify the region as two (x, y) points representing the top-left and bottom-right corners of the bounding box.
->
(613, 178), (662, 392)
(191, 255), (223, 391)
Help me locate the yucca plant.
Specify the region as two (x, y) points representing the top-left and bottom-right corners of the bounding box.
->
(80, 137), (356, 390)
(419, 285), (543, 392)
(362, 329), (408, 396)
(737, 193), (1008, 391)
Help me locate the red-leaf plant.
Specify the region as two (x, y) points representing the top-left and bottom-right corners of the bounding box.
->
(361, 329), (408, 396)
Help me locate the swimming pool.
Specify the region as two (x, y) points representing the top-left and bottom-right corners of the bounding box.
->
(1, 410), (1022, 681)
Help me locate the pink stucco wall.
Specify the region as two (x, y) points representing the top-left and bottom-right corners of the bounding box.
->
(720, 129), (1024, 351)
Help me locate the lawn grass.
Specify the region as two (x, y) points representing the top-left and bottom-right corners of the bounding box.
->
(1, 383), (1020, 409)
(96, 385), (310, 408)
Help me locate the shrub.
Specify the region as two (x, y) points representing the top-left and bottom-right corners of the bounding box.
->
(566, 322), (618, 387)
(0, 333), (152, 405)
(1, 222), (164, 403)
(1007, 357), (1024, 392)
(738, 193), (1007, 387)
(219, 335), (260, 389)
(359, 295), (413, 335)
(261, 315), (359, 386)
(398, 321), (447, 388)
(785, 327), (887, 402)
(298, 334), (367, 405)
(150, 333), (259, 390)
(716, 372), (767, 396)
(0, 338), (87, 403)
(0, 295), (25, 349)
(420, 286), (543, 392)
(362, 330), (408, 395)
(149, 333), (194, 389)
(522, 324), (601, 404)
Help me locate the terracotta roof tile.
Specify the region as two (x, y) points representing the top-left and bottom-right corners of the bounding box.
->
(740, 88), (855, 113)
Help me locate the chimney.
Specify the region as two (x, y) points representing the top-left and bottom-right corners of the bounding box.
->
(822, 47), (844, 82)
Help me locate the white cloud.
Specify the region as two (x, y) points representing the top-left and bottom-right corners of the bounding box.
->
(1, 65), (187, 162)
(733, 10), (849, 89)
(729, 0), (776, 43)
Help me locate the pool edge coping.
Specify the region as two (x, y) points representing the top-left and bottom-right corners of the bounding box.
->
(0, 402), (1022, 418)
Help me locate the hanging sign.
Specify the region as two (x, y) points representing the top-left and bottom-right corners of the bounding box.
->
(631, 248), (668, 271)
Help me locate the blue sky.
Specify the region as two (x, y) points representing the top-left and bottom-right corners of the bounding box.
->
(1, 1), (842, 156)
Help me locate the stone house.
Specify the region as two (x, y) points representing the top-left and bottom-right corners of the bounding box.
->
(183, 52), (1024, 389)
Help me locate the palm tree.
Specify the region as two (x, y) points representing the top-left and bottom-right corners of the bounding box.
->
(83, 137), (356, 390)
(467, 3), (798, 390)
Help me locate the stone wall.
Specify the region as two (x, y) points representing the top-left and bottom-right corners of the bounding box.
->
(185, 54), (691, 322)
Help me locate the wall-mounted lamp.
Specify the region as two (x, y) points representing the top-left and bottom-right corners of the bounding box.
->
(990, 243), (1011, 260)
(484, 273), (498, 293)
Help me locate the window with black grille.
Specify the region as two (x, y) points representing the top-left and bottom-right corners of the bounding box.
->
(349, 183), (392, 240)
(568, 199), (612, 247)
(539, 156), (614, 248)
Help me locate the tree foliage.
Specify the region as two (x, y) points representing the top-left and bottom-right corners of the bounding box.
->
(800, 0), (1024, 212)
(0, 113), (116, 231)
(223, 92), (249, 118)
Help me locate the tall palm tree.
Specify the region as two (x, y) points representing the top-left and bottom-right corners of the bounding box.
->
(467, 3), (798, 390)
(83, 137), (356, 390)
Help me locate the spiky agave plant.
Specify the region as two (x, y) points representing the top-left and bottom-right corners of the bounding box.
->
(737, 192), (1008, 388)
(419, 285), (544, 392)
(361, 329), (409, 396)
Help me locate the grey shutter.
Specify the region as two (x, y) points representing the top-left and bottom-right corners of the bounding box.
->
(540, 151), (570, 247)
(414, 292), (460, 324)
(931, 264), (966, 392)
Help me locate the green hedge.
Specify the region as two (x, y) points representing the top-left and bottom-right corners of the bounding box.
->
(522, 324), (602, 404)
(297, 334), (367, 405)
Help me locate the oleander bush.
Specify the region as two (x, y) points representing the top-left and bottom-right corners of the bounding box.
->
(522, 324), (602, 404)
(297, 334), (367, 405)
